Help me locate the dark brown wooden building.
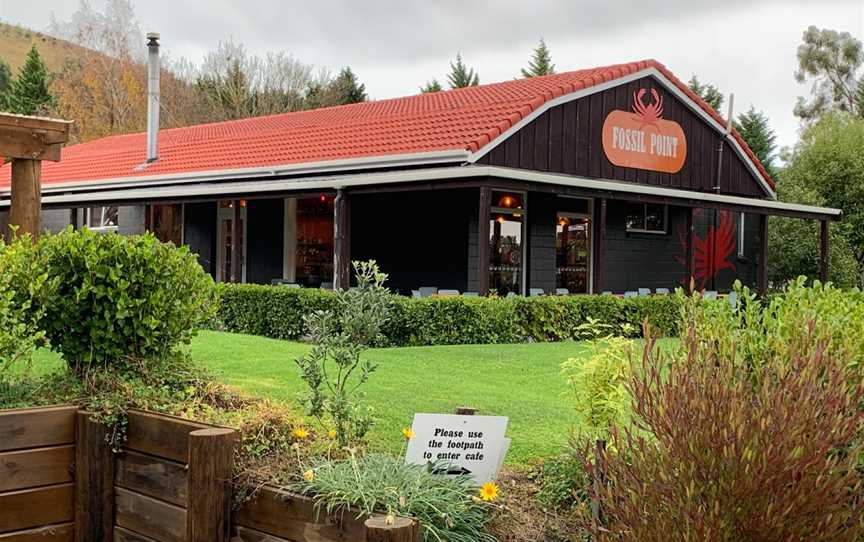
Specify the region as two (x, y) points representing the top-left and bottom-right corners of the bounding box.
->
(0, 60), (840, 295)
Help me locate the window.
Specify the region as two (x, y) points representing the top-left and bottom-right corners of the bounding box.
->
(556, 213), (591, 294)
(625, 203), (667, 233)
(87, 207), (118, 230)
(148, 204), (183, 245)
(489, 191), (525, 296)
(738, 213), (746, 258)
(295, 196), (334, 288)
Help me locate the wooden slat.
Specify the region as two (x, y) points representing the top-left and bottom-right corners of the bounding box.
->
(115, 450), (188, 507)
(0, 406), (76, 453)
(125, 410), (209, 463)
(76, 413), (114, 542)
(115, 487), (187, 542)
(235, 486), (365, 542)
(233, 526), (292, 542)
(114, 526), (161, 542)
(0, 523), (73, 542)
(0, 484), (74, 534)
(0, 445), (73, 492)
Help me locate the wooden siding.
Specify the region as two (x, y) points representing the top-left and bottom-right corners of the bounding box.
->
(477, 75), (766, 198)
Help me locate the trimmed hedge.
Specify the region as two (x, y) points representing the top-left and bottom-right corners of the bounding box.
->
(215, 284), (681, 346)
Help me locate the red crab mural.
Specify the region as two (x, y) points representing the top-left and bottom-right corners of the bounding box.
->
(631, 88), (664, 130)
(676, 209), (737, 291)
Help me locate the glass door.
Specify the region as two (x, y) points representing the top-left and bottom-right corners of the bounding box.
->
(488, 191), (525, 296)
(556, 213), (591, 294)
(216, 201), (247, 283)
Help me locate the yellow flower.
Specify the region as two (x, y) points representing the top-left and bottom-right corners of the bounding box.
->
(479, 482), (499, 502)
(292, 428), (310, 440)
(401, 427), (415, 440)
(303, 469), (315, 482)
(327, 429), (337, 439)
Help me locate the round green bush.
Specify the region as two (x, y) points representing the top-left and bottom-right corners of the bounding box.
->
(37, 228), (217, 369)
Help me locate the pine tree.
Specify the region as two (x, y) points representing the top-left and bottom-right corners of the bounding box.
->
(8, 45), (55, 116)
(521, 38), (555, 78)
(687, 74), (724, 111)
(329, 67), (367, 105)
(733, 106), (778, 178)
(0, 59), (11, 110)
(420, 79), (442, 93)
(447, 54), (479, 89)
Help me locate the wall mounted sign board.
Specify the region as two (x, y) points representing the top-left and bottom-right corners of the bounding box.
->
(602, 88), (687, 173)
(404, 413), (509, 485)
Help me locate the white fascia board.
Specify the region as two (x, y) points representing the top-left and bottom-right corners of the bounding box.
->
(466, 67), (777, 199)
(24, 165), (838, 218)
(0, 149), (469, 196)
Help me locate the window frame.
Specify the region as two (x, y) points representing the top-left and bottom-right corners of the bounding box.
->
(737, 212), (746, 258)
(86, 206), (119, 232)
(624, 202), (668, 235)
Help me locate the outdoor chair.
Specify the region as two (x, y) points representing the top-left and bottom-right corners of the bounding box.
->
(601, 291), (613, 295)
(638, 288), (651, 296)
(703, 290), (718, 300)
(319, 281), (333, 290)
(462, 292), (479, 297)
(655, 287), (670, 294)
(624, 291), (638, 298)
(411, 290), (422, 298)
(529, 288), (545, 297)
(418, 286), (438, 298)
(438, 289), (460, 296)
(727, 290), (738, 309)
(555, 288), (569, 295)
(505, 292), (517, 298)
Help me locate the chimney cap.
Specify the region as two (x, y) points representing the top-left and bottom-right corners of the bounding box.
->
(146, 32), (160, 42)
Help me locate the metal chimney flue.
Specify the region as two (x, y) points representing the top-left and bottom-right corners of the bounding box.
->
(146, 32), (160, 163)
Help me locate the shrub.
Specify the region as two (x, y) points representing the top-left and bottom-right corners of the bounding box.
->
(295, 261), (390, 447)
(583, 318), (864, 540)
(294, 453), (496, 542)
(37, 228), (218, 370)
(216, 284), (682, 346)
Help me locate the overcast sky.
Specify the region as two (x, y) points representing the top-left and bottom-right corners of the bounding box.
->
(1, 0), (862, 154)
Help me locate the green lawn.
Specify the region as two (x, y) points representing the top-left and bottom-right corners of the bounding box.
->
(33, 331), (596, 466)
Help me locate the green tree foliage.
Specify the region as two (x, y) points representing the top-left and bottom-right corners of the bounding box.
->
(779, 113), (864, 273)
(305, 67), (367, 109)
(0, 59), (12, 110)
(521, 38), (555, 78)
(7, 45), (55, 115)
(447, 53), (479, 89)
(733, 106), (778, 178)
(420, 79), (442, 93)
(794, 26), (864, 120)
(687, 74), (724, 111)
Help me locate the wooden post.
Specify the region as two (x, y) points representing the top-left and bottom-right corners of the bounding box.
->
(230, 200), (241, 283)
(0, 113), (71, 240)
(591, 439), (607, 536)
(334, 189), (351, 290)
(478, 186), (491, 295)
(820, 219), (830, 283)
(454, 407), (478, 416)
(187, 427), (235, 542)
(365, 516), (421, 542)
(685, 207), (695, 292)
(75, 412), (114, 542)
(592, 198), (606, 294)
(757, 214), (768, 295)
(10, 159), (42, 238)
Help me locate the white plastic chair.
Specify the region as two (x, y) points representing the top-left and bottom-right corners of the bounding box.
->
(438, 289), (460, 297)
(555, 288), (569, 295)
(418, 287), (438, 298)
(320, 281), (333, 290)
(529, 288), (545, 297)
(601, 291), (613, 296)
(655, 288), (670, 295)
(624, 291), (638, 298)
(462, 292), (479, 297)
(411, 290), (422, 298)
(727, 290), (738, 309)
(703, 290), (718, 300)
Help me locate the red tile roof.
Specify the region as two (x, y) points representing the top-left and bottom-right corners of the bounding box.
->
(0, 59), (775, 191)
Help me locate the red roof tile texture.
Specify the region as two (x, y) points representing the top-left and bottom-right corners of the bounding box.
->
(0, 59), (775, 191)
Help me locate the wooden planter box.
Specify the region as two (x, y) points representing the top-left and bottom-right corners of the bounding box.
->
(0, 405), (420, 542)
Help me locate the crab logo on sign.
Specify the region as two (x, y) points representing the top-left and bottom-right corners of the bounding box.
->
(602, 88), (687, 173)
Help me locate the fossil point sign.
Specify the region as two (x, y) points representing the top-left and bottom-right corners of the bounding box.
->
(602, 88), (687, 174)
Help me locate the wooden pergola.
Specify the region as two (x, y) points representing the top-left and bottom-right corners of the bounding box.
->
(0, 112), (72, 238)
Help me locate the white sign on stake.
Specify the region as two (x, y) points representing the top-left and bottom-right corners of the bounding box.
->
(404, 413), (509, 485)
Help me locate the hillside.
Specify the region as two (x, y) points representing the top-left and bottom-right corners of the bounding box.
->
(0, 21), (90, 73)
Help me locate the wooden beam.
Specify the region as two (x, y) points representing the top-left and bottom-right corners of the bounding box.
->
(820, 219), (830, 283)
(685, 208), (695, 292)
(364, 516), (421, 541)
(757, 214), (768, 295)
(9, 160), (41, 238)
(592, 198), (607, 294)
(334, 189), (350, 289)
(477, 186), (491, 295)
(0, 113), (71, 162)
